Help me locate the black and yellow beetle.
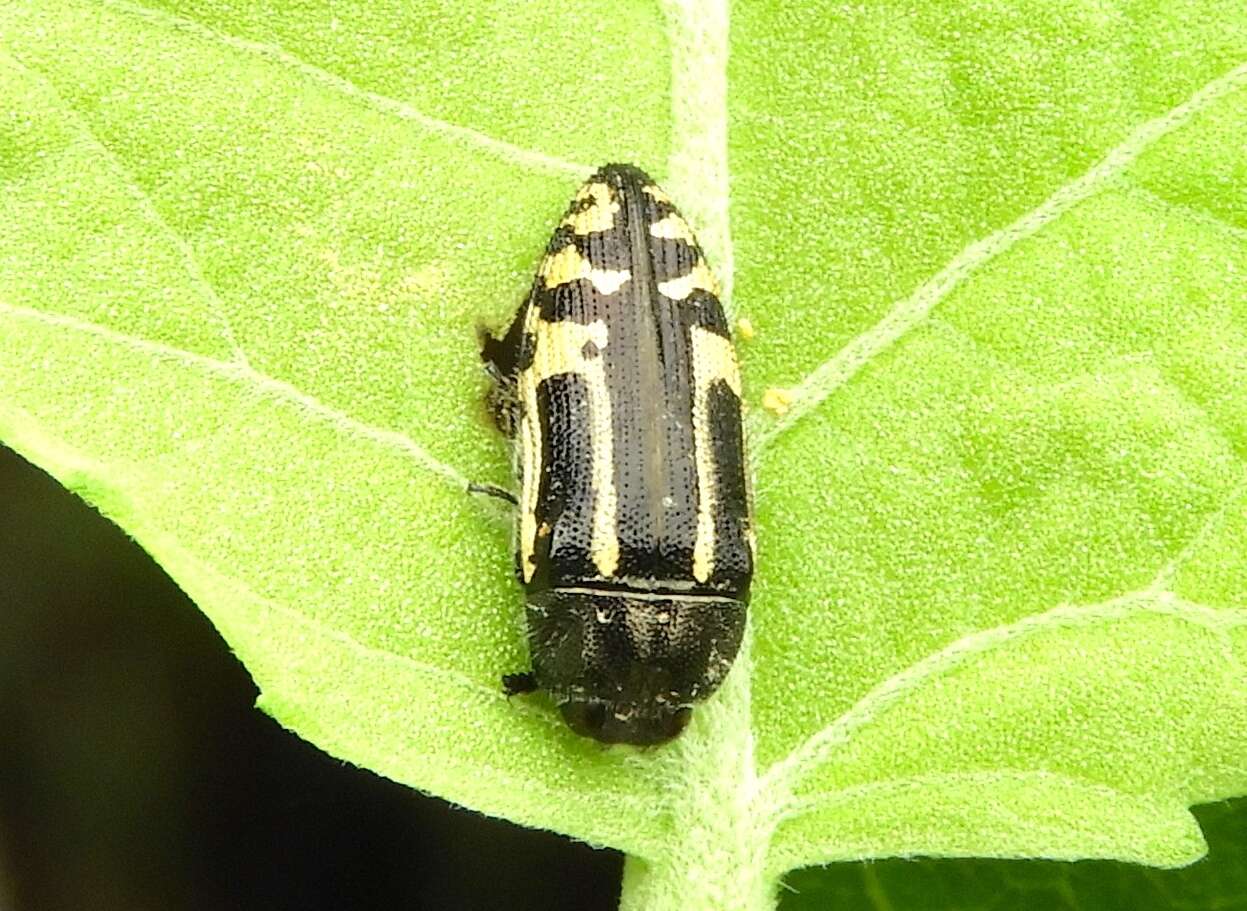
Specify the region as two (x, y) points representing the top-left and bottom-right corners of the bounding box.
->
(479, 164), (754, 745)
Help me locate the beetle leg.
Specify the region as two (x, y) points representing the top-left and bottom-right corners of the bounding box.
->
(502, 671), (538, 696)
(467, 481), (519, 507)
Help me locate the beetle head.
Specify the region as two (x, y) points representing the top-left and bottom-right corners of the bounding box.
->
(524, 590), (746, 746)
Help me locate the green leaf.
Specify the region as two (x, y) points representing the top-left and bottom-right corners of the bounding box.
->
(2, 1), (1246, 909)
(780, 796), (1247, 911)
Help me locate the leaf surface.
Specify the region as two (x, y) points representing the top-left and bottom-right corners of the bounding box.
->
(781, 797), (1247, 911)
(2, 0), (1247, 901)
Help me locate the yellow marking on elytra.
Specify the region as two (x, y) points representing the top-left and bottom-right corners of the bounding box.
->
(689, 326), (743, 583)
(762, 387), (794, 416)
(562, 182), (620, 234)
(642, 184), (672, 205)
(517, 318), (619, 580)
(540, 245), (631, 295)
(517, 297), (544, 579)
(518, 407), (540, 578)
(649, 213), (697, 244)
(657, 260), (719, 300)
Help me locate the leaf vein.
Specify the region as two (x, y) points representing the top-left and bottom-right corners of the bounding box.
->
(760, 591), (1247, 809)
(248, 579), (664, 849)
(239, 564), (561, 729)
(763, 469), (1247, 804)
(0, 409), (665, 853)
(1150, 474), (1247, 592)
(103, 0), (591, 178)
(777, 768), (1175, 827)
(1124, 181), (1247, 245)
(0, 301), (472, 490)
(768, 768), (1202, 873)
(752, 60), (1247, 453)
(6, 50), (251, 368)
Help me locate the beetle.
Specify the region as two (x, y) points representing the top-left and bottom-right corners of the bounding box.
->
(479, 163), (754, 745)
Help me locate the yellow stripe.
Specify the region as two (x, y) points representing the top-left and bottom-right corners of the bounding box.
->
(518, 410), (540, 579)
(648, 213), (697, 244)
(517, 298), (544, 581)
(657, 260), (720, 300)
(689, 325), (742, 583)
(517, 318), (619, 580)
(540, 244), (631, 295)
(561, 182), (620, 234)
(642, 184), (672, 205)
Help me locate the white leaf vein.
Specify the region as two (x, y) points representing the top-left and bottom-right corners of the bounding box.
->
(6, 50), (252, 368)
(0, 301), (471, 490)
(761, 462), (1247, 812)
(104, 0), (591, 178)
(761, 591), (1247, 816)
(752, 60), (1247, 453)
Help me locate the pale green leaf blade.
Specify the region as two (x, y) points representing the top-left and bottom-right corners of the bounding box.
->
(0, 0), (677, 857)
(781, 797), (1247, 911)
(141, 0), (670, 169)
(733, 0), (1247, 875)
(5, 0), (1247, 899)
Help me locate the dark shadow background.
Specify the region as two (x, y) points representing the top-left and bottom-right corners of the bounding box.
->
(4, 443), (1246, 911)
(0, 446), (621, 911)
